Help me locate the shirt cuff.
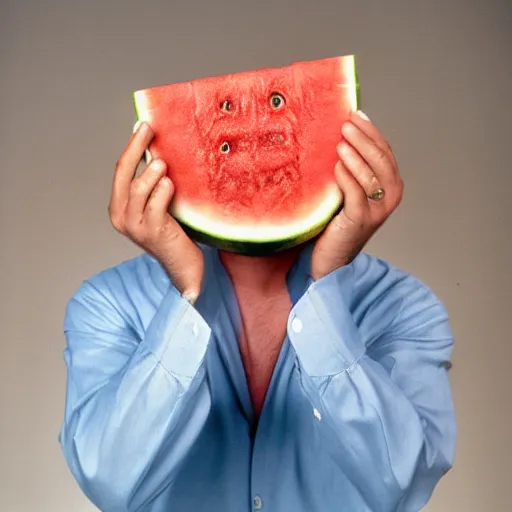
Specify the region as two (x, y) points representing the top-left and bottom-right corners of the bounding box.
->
(288, 264), (365, 377)
(144, 287), (212, 378)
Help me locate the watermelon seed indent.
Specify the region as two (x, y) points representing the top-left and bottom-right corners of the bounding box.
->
(220, 99), (232, 112)
(220, 142), (231, 154)
(270, 92), (285, 110)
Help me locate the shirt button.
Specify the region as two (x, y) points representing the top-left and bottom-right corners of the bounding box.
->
(291, 317), (303, 333)
(192, 323), (199, 337)
(253, 495), (263, 510)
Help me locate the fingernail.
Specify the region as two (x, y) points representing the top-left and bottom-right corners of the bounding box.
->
(338, 141), (350, 154)
(356, 110), (370, 121)
(133, 120), (142, 133)
(341, 121), (353, 136)
(149, 158), (164, 171)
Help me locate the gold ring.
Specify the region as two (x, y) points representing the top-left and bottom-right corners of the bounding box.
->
(368, 188), (385, 201)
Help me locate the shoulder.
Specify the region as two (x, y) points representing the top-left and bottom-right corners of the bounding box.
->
(64, 253), (172, 336)
(349, 252), (452, 346)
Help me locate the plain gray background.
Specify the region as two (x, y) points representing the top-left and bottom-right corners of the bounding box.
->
(1, 0), (511, 510)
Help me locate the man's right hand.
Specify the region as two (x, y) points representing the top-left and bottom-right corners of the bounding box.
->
(108, 121), (204, 303)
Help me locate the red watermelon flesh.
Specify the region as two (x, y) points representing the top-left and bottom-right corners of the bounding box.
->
(133, 55), (359, 255)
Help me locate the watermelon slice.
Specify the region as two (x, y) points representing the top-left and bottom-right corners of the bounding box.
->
(133, 55), (360, 255)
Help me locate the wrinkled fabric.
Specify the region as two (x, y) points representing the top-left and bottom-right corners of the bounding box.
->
(59, 245), (456, 512)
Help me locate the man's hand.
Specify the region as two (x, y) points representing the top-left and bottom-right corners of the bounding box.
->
(108, 121), (204, 303)
(311, 111), (403, 280)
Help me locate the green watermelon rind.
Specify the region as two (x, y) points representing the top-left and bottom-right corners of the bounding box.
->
(132, 55), (360, 254)
(179, 213), (339, 256)
(174, 186), (344, 255)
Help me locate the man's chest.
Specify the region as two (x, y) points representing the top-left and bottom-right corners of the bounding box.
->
(236, 293), (292, 417)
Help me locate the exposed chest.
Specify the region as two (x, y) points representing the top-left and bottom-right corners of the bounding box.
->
(237, 293), (292, 418)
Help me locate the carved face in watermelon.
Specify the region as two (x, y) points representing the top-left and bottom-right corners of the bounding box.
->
(133, 55), (359, 255)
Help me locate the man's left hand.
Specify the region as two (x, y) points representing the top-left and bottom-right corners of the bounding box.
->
(311, 110), (404, 281)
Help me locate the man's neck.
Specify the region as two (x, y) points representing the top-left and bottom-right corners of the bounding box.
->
(219, 247), (301, 296)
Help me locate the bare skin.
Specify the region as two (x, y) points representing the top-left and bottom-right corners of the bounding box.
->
(220, 249), (299, 416)
(108, 111), (403, 417)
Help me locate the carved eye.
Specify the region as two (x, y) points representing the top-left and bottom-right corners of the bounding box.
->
(219, 141), (230, 153)
(269, 92), (285, 110)
(220, 100), (232, 112)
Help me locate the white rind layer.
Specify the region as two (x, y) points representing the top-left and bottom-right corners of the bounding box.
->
(172, 183), (342, 242)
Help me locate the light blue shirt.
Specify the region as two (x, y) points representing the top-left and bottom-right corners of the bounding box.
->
(59, 244), (456, 512)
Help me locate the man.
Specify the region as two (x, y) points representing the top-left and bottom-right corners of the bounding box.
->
(59, 111), (456, 512)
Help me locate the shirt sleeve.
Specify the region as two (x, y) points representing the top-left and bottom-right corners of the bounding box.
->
(59, 278), (212, 512)
(288, 261), (456, 512)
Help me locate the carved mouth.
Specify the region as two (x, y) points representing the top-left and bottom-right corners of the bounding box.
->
(258, 131), (287, 147)
(212, 160), (301, 214)
(215, 129), (293, 155)
(207, 122), (302, 214)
